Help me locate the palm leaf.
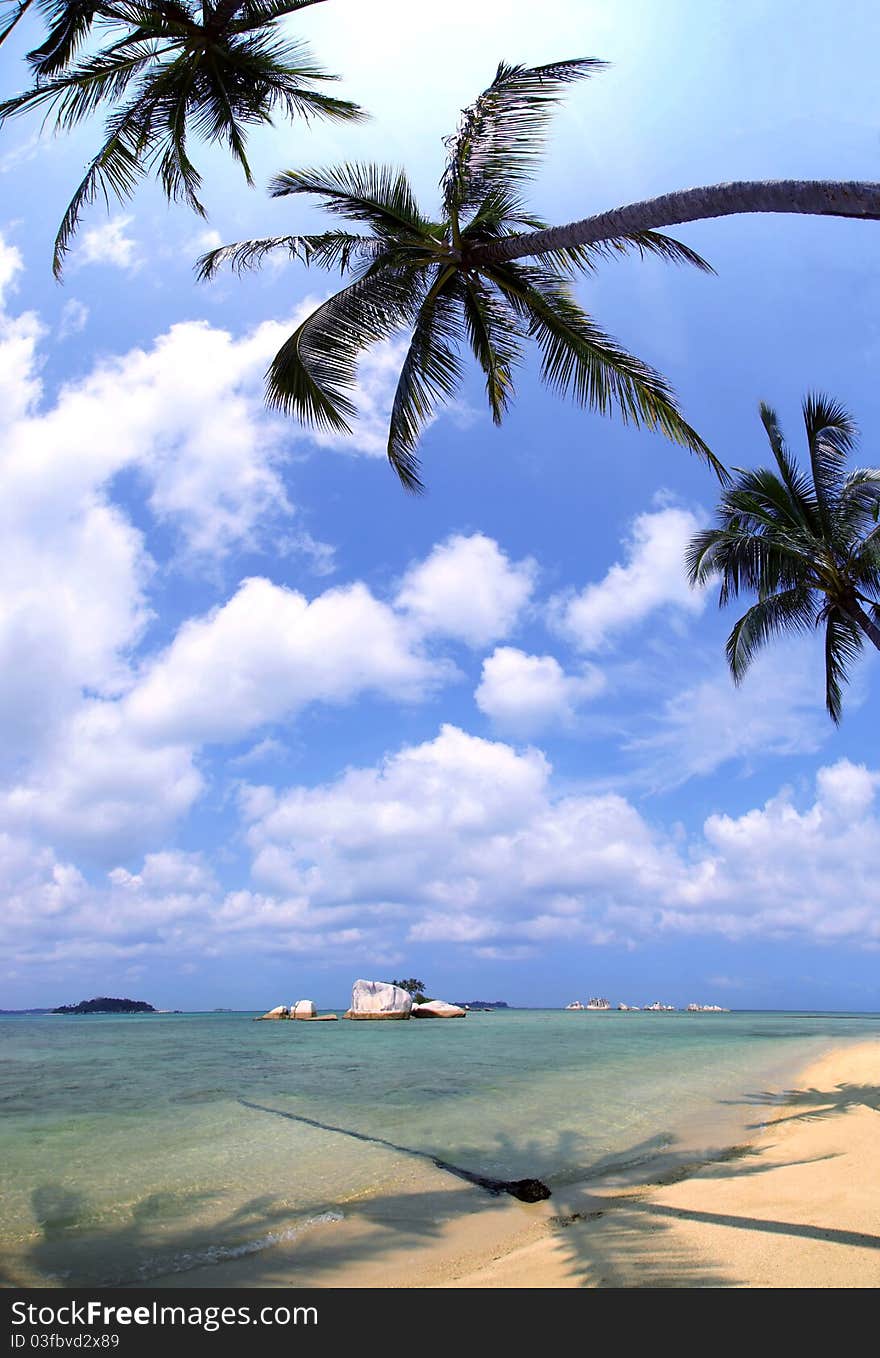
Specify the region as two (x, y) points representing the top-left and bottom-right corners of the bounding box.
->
(266, 265), (421, 429)
(27, 0), (102, 75)
(802, 391), (857, 533)
(442, 58), (604, 216)
(821, 605), (864, 724)
(52, 107), (146, 276)
(387, 268), (465, 492)
(196, 229), (383, 278)
(269, 164), (432, 238)
(725, 587), (818, 682)
(758, 401), (819, 533)
(460, 273), (521, 424)
(489, 261), (725, 475)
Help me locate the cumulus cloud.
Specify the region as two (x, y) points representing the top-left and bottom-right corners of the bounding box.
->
(125, 576), (454, 745)
(76, 216), (140, 270)
(5, 735), (880, 977)
(554, 504), (705, 651)
(475, 646), (605, 733)
(240, 739), (880, 952)
(396, 533), (536, 647)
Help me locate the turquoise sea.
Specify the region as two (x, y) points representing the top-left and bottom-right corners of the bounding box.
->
(1, 1008), (877, 1287)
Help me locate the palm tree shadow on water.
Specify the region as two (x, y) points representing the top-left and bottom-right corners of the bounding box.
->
(12, 1084), (879, 1288)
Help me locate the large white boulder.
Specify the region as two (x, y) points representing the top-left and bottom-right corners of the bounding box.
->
(293, 999), (317, 1018)
(345, 978), (412, 1019)
(412, 1000), (467, 1018)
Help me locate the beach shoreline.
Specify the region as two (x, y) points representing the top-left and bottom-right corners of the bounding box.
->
(149, 1032), (880, 1290)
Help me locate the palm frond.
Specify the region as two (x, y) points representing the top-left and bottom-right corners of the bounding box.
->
(387, 268), (465, 492)
(266, 265), (421, 429)
(229, 0), (330, 32)
(0, 44), (164, 129)
(720, 465), (817, 538)
(685, 527), (805, 601)
(196, 229), (383, 279)
(821, 605), (864, 724)
(52, 109), (145, 277)
(489, 261), (725, 476)
(442, 58), (604, 215)
(757, 401), (819, 533)
(269, 164), (431, 237)
(27, 0), (101, 76)
(460, 274), (521, 423)
(725, 587), (818, 682)
(803, 391), (857, 532)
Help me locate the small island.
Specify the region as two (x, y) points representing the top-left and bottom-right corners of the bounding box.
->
(52, 997), (156, 1015)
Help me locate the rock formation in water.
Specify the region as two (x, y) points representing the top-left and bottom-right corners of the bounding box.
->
(344, 978), (412, 1019)
(412, 1000), (467, 1018)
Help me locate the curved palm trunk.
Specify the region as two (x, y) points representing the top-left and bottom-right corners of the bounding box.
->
(468, 180), (880, 266)
(848, 599), (880, 651)
(0, 0), (33, 46)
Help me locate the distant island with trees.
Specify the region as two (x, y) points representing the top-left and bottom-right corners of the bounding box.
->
(52, 997), (156, 1015)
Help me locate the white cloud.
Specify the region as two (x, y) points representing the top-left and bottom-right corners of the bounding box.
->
(627, 641), (830, 786)
(76, 215), (140, 270)
(57, 298), (89, 339)
(475, 646), (605, 733)
(125, 576), (454, 746)
(554, 505), (705, 651)
(5, 740), (880, 975)
(396, 533), (536, 647)
(237, 735), (880, 955)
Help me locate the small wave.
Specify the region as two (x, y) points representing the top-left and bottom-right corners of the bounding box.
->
(132, 1211), (344, 1283)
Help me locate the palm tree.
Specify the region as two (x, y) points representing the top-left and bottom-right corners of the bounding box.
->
(199, 58), (880, 492)
(200, 59), (733, 490)
(0, 0), (364, 276)
(686, 395), (880, 723)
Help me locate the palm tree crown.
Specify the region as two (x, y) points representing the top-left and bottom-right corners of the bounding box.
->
(687, 395), (880, 723)
(0, 0), (364, 276)
(200, 58), (725, 492)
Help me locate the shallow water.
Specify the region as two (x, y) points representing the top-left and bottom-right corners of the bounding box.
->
(1, 1008), (876, 1286)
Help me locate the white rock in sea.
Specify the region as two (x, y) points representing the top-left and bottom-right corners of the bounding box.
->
(293, 999), (317, 1018)
(344, 979), (412, 1019)
(259, 1005), (289, 1020)
(412, 1000), (467, 1018)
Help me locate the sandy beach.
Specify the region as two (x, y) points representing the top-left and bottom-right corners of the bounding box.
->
(157, 1036), (880, 1289)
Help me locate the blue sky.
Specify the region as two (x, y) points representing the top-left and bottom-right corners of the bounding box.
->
(2, 0), (880, 1012)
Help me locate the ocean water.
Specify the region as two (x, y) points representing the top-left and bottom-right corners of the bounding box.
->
(0, 1008), (877, 1287)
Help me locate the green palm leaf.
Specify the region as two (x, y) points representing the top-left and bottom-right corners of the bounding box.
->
(489, 260), (724, 474)
(821, 606), (864, 724)
(442, 58), (604, 216)
(387, 268), (465, 492)
(266, 265), (421, 429)
(725, 587), (818, 681)
(269, 165), (431, 238)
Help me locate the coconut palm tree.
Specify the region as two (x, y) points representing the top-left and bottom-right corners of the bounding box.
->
(0, 0), (364, 276)
(686, 395), (880, 723)
(200, 58), (880, 492)
(200, 59), (731, 490)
